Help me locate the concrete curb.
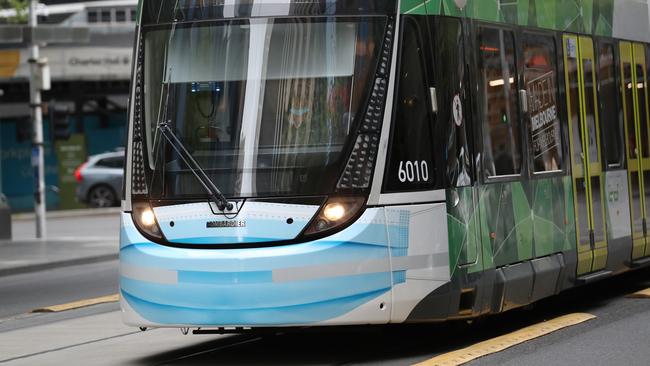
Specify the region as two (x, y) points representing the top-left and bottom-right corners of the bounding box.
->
(0, 253), (119, 278)
(12, 208), (122, 221)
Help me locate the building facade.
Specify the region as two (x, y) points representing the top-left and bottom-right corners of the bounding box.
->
(0, 0), (135, 211)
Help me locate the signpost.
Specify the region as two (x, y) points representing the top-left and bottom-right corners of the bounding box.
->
(28, 0), (47, 238)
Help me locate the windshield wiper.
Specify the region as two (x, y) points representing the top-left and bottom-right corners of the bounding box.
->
(157, 121), (234, 212)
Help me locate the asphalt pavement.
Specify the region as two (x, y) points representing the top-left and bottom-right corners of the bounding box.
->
(465, 269), (650, 366)
(0, 267), (647, 365)
(0, 260), (118, 319)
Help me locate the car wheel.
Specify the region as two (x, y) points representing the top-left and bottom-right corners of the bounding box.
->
(88, 185), (116, 208)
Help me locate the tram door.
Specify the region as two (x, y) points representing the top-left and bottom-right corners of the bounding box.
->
(563, 35), (608, 276)
(619, 41), (650, 260)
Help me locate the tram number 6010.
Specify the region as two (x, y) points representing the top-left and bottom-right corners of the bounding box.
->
(398, 161), (430, 183)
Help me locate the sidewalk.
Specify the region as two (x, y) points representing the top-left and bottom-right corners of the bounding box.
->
(0, 239), (118, 276)
(0, 209), (121, 276)
(11, 207), (122, 221)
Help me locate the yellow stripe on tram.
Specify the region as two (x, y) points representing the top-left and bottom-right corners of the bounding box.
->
(413, 313), (596, 366)
(32, 294), (120, 313)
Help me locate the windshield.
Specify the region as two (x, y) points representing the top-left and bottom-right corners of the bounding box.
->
(143, 17), (385, 199)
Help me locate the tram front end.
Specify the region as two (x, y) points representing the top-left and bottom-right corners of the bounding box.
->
(121, 0), (452, 329)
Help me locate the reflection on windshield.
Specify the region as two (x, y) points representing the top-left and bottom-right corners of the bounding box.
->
(144, 17), (384, 198)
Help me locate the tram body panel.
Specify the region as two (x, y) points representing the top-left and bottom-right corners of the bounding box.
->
(120, 209), (394, 327)
(604, 170), (634, 272)
(605, 174), (632, 239)
(120, 201), (451, 327)
(387, 202), (450, 323)
(153, 202), (319, 245)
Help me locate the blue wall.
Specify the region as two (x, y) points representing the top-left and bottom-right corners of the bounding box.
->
(84, 115), (127, 156)
(0, 113), (126, 212)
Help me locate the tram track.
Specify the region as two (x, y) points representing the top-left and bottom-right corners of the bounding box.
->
(0, 330), (141, 364)
(150, 334), (267, 366)
(145, 268), (650, 366)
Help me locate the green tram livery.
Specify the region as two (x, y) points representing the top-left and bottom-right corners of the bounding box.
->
(399, 0), (650, 319)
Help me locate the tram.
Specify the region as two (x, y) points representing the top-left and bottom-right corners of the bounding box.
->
(120, 0), (650, 330)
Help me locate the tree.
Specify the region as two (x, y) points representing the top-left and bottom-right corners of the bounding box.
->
(0, 0), (28, 24)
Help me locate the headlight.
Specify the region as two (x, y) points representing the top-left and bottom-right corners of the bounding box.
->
(132, 201), (164, 240)
(303, 196), (366, 237)
(323, 203), (346, 221)
(140, 209), (156, 226)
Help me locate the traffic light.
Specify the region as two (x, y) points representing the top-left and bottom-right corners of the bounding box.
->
(50, 105), (71, 141)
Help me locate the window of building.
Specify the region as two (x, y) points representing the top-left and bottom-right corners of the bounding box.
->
(477, 27), (522, 178)
(101, 9), (112, 23)
(522, 33), (563, 173)
(87, 10), (98, 23)
(383, 18), (435, 192)
(116, 9), (127, 22)
(599, 42), (623, 167)
(130, 9), (137, 22)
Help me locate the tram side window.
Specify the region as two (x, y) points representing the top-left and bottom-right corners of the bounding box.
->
(622, 54), (637, 160)
(638, 47), (650, 160)
(477, 27), (522, 178)
(599, 43), (623, 167)
(522, 33), (563, 173)
(383, 19), (435, 193)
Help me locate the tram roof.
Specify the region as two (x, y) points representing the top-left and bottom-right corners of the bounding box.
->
(137, 0), (398, 26)
(136, 0), (650, 43)
(402, 0), (650, 43)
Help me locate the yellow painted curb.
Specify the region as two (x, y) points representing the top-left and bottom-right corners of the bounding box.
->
(628, 288), (650, 299)
(413, 313), (596, 366)
(32, 294), (120, 313)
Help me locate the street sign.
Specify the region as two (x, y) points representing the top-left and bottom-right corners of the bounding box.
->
(55, 134), (87, 210)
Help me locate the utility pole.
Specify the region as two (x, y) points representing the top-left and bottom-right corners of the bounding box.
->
(28, 0), (47, 238)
